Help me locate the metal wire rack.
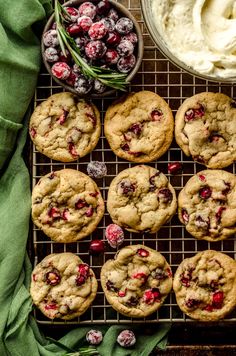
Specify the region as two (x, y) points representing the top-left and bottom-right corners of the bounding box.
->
(32, 0), (236, 325)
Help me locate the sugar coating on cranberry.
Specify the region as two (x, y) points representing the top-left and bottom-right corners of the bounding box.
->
(117, 330), (136, 348)
(86, 329), (103, 345)
(105, 224), (124, 248)
(43, 29), (59, 47)
(85, 40), (107, 59)
(93, 79), (106, 93)
(158, 188), (173, 203)
(74, 75), (93, 94)
(89, 21), (108, 40)
(107, 8), (119, 22)
(105, 48), (119, 64)
(65, 7), (80, 22)
(87, 161), (107, 178)
(100, 17), (115, 32)
(77, 15), (93, 32)
(51, 62), (71, 80)
(78, 2), (97, 19)
(123, 32), (138, 44)
(117, 54), (136, 73)
(119, 180), (136, 195)
(115, 17), (134, 35)
(117, 39), (134, 57)
(97, 0), (110, 15)
(75, 36), (89, 51)
(44, 47), (59, 63)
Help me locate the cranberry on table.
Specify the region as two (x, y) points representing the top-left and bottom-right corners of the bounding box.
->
(77, 15), (93, 32)
(107, 8), (119, 22)
(78, 2), (97, 19)
(105, 49), (119, 64)
(74, 75), (93, 94)
(85, 40), (107, 59)
(115, 17), (134, 35)
(44, 47), (59, 63)
(88, 21), (108, 40)
(168, 162), (183, 174)
(105, 224), (124, 248)
(43, 29), (59, 47)
(123, 32), (138, 44)
(65, 7), (80, 22)
(117, 330), (136, 348)
(106, 31), (121, 46)
(89, 239), (105, 255)
(86, 329), (103, 345)
(117, 54), (136, 73)
(96, 0), (110, 15)
(93, 79), (106, 93)
(51, 62), (71, 80)
(87, 161), (107, 178)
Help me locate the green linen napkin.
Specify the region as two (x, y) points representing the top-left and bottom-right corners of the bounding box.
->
(0, 1), (171, 355)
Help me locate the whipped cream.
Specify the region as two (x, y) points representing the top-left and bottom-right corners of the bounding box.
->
(152, 0), (236, 78)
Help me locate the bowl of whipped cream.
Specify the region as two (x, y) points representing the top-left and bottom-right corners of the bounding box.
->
(141, 0), (236, 82)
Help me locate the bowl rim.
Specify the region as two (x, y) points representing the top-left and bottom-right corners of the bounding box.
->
(41, 0), (144, 98)
(141, 0), (236, 84)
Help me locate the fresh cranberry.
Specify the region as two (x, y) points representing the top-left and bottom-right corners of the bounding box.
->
(123, 32), (138, 44)
(105, 224), (124, 248)
(68, 142), (78, 157)
(93, 79), (106, 93)
(30, 127), (37, 138)
(158, 188), (173, 203)
(61, 209), (69, 221)
(87, 161), (107, 178)
(96, 0), (110, 15)
(78, 2), (97, 19)
(74, 75), (93, 95)
(168, 162), (183, 174)
(129, 122), (142, 135)
(77, 15), (93, 32)
(137, 248), (149, 257)
(143, 288), (161, 304)
(199, 186), (212, 199)
(117, 54), (136, 73)
(85, 40), (107, 59)
(185, 298), (200, 309)
(86, 330), (103, 345)
(118, 289), (127, 297)
(115, 17), (134, 35)
(45, 303), (58, 310)
(106, 31), (121, 46)
(88, 21), (108, 40)
(106, 280), (118, 292)
(45, 269), (61, 286)
(117, 330), (136, 348)
(212, 291), (224, 308)
(132, 272), (148, 283)
(119, 180), (136, 195)
(75, 199), (88, 209)
(150, 109), (162, 121)
(101, 17), (115, 32)
(57, 109), (69, 125)
(51, 62), (71, 80)
(181, 208), (189, 224)
(89, 239), (105, 255)
(48, 207), (61, 219)
(184, 104), (205, 122)
(117, 40), (134, 57)
(67, 23), (82, 36)
(43, 29), (59, 47)
(195, 215), (209, 229)
(65, 7), (79, 22)
(198, 174), (206, 182)
(58, 49), (71, 63)
(44, 47), (59, 62)
(216, 207), (226, 224)
(90, 191), (99, 198)
(107, 8), (119, 22)
(105, 48), (119, 64)
(66, 71), (78, 86)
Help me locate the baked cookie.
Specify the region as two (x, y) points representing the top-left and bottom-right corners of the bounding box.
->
(29, 92), (101, 162)
(30, 253), (98, 320)
(104, 91), (174, 162)
(101, 244), (172, 318)
(175, 92), (236, 168)
(178, 170), (236, 242)
(32, 169), (104, 242)
(173, 250), (236, 321)
(107, 165), (177, 233)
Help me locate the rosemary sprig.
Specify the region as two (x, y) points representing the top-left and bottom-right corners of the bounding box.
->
(54, 0), (128, 91)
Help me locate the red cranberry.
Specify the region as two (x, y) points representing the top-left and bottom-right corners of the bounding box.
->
(45, 269), (61, 286)
(184, 105), (205, 122)
(137, 248), (149, 257)
(44, 47), (59, 62)
(66, 71), (78, 86)
(67, 23), (82, 36)
(132, 272), (148, 283)
(168, 162), (183, 174)
(199, 186), (212, 199)
(185, 298), (200, 309)
(212, 291), (224, 308)
(106, 31), (121, 46)
(129, 122), (142, 135)
(105, 224), (124, 248)
(85, 40), (107, 59)
(117, 54), (136, 73)
(158, 188), (173, 203)
(89, 191), (99, 198)
(61, 209), (69, 221)
(117, 40), (134, 57)
(75, 199), (89, 209)
(75, 36), (89, 51)
(94, 79), (106, 93)
(115, 17), (134, 35)
(123, 32), (138, 44)
(119, 180), (136, 195)
(57, 109), (69, 125)
(51, 62), (71, 80)
(32, 274), (37, 282)
(86, 330), (103, 345)
(181, 208), (189, 224)
(143, 288), (161, 304)
(30, 127), (37, 138)
(45, 303), (58, 310)
(78, 2), (97, 19)
(101, 17), (115, 32)
(86, 112), (97, 127)
(180, 269), (192, 287)
(68, 142), (78, 157)
(48, 172), (55, 180)
(216, 206), (226, 224)
(96, 0), (110, 15)
(87, 161), (107, 178)
(117, 330), (136, 348)
(106, 280), (118, 292)
(204, 304), (214, 312)
(74, 75), (93, 95)
(89, 239), (105, 255)
(118, 289), (127, 297)
(149, 172), (160, 191)
(65, 7), (79, 22)
(88, 21), (108, 40)
(198, 174), (206, 182)
(43, 29), (59, 47)
(108, 8), (119, 22)
(77, 15), (93, 32)
(105, 49), (119, 64)
(150, 109), (163, 121)
(85, 207), (94, 217)
(48, 207), (61, 219)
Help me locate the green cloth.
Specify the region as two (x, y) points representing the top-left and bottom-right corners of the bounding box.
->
(0, 1), (171, 355)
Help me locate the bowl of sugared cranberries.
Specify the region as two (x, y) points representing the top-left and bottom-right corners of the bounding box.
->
(42, 0), (143, 97)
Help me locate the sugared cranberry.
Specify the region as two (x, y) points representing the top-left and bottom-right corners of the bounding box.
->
(68, 142), (78, 157)
(74, 75), (93, 95)
(43, 29), (59, 47)
(107, 8), (119, 22)
(48, 207), (61, 219)
(195, 215), (209, 229)
(158, 188), (173, 203)
(77, 15), (93, 32)
(198, 174), (206, 182)
(119, 180), (136, 195)
(132, 272), (148, 283)
(150, 109), (162, 121)
(105, 49), (119, 64)
(44, 47), (59, 62)
(66, 71), (78, 86)
(185, 298), (200, 309)
(75, 36), (89, 51)
(67, 23), (82, 36)
(199, 186), (212, 199)
(117, 40), (134, 57)
(137, 248), (149, 257)
(129, 122), (142, 135)
(89, 239), (105, 255)
(93, 79), (106, 93)
(88, 21), (108, 40)
(117, 330), (136, 348)
(51, 62), (71, 80)
(75, 199), (88, 209)
(181, 209), (189, 224)
(105, 224), (124, 248)
(78, 2), (97, 19)
(101, 17), (115, 32)
(212, 291), (224, 308)
(106, 280), (118, 292)
(57, 109), (69, 125)
(168, 162), (183, 175)
(115, 17), (133, 35)
(86, 330), (103, 345)
(65, 7), (80, 22)
(85, 207), (94, 217)
(106, 31), (121, 46)
(45, 269), (61, 286)
(96, 0), (110, 15)
(216, 207), (226, 224)
(117, 54), (136, 73)
(85, 40), (107, 59)
(143, 288), (161, 305)
(123, 32), (138, 44)
(87, 161), (107, 178)
(30, 127), (37, 138)
(184, 104), (205, 122)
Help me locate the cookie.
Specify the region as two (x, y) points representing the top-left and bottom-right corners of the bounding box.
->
(173, 250), (236, 321)
(29, 92), (101, 162)
(104, 91), (174, 162)
(107, 165), (177, 233)
(175, 92), (236, 168)
(178, 170), (236, 242)
(30, 253), (98, 320)
(100, 244), (172, 318)
(32, 169), (105, 242)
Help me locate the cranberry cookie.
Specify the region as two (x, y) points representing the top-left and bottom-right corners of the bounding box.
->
(107, 165), (177, 233)
(101, 245), (172, 318)
(175, 92), (236, 168)
(29, 92), (100, 162)
(30, 253), (97, 320)
(104, 91), (174, 162)
(178, 170), (236, 242)
(32, 169), (104, 242)
(173, 250), (236, 321)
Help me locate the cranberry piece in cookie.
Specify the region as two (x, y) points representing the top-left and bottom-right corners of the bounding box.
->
(45, 268), (61, 286)
(137, 248), (149, 257)
(199, 186), (212, 200)
(158, 188), (173, 203)
(184, 104), (205, 122)
(129, 122), (142, 135)
(115, 17), (133, 35)
(150, 109), (163, 121)
(212, 291), (224, 309)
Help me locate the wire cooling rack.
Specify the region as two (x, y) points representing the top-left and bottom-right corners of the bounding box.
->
(32, 0), (236, 325)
